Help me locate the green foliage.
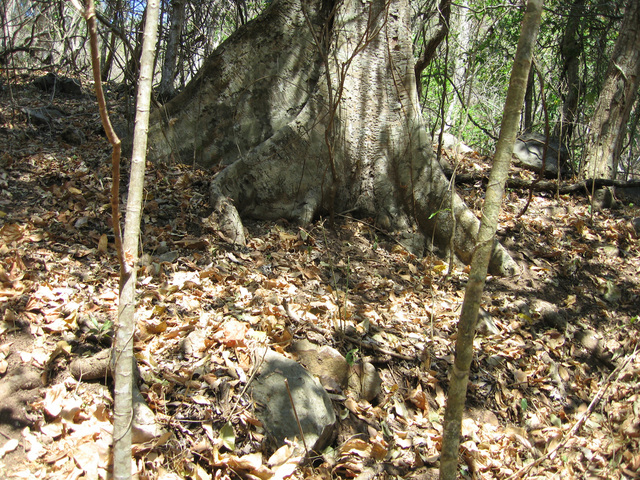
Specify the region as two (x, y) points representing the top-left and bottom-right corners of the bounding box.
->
(345, 348), (359, 366)
(428, 208), (450, 220)
(87, 315), (114, 343)
(413, 0), (630, 159)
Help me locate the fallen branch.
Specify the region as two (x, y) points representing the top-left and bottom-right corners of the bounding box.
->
(443, 171), (640, 195)
(557, 178), (640, 194)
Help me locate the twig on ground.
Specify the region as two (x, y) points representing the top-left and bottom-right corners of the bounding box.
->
(284, 378), (309, 457)
(506, 344), (638, 480)
(282, 299), (416, 361)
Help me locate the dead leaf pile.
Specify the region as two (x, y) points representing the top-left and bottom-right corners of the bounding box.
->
(0, 74), (638, 479)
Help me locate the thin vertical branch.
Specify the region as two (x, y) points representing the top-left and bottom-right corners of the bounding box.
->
(79, 0), (160, 477)
(111, 0), (160, 478)
(439, 1), (543, 478)
(82, 0), (125, 272)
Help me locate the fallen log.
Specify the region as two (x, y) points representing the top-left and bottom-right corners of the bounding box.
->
(445, 171), (640, 195)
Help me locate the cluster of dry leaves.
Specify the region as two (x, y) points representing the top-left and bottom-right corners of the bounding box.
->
(0, 75), (639, 479)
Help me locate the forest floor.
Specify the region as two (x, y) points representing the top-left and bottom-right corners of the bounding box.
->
(0, 74), (639, 480)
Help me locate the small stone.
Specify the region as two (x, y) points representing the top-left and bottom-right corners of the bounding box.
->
(513, 300), (531, 316)
(592, 187), (613, 211)
(599, 244), (619, 258)
(158, 251), (179, 263)
(477, 308), (500, 336)
(60, 126), (86, 145)
(291, 340), (348, 389)
(487, 355), (505, 367)
(531, 299), (566, 330)
(251, 348), (336, 452)
(578, 330), (600, 353)
(347, 361), (382, 402)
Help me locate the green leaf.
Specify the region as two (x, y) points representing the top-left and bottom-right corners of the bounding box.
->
(220, 422), (235, 451)
(428, 208), (450, 220)
(520, 398), (528, 411)
(345, 348), (359, 366)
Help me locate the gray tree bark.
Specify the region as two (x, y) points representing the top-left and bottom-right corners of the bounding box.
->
(146, 0), (517, 275)
(439, 1), (542, 478)
(158, 0), (185, 99)
(556, 0), (584, 144)
(581, 0), (640, 180)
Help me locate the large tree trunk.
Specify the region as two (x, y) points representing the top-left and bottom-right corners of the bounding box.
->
(581, 0), (640, 180)
(146, 0), (516, 275)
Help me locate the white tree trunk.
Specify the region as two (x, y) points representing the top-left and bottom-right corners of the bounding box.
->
(113, 0), (160, 478)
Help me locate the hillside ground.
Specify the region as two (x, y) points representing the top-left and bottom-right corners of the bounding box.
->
(0, 74), (639, 479)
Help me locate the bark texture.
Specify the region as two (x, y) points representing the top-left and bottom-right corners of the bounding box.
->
(556, 0), (584, 144)
(146, 0), (517, 275)
(114, 0), (159, 477)
(158, 0), (185, 99)
(581, 0), (640, 180)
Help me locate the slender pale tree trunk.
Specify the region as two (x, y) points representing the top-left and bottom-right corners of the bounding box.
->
(79, 0), (159, 475)
(112, 1), (159, 478)
(439, 1), (543, 478)
(581, 0), (640, 180)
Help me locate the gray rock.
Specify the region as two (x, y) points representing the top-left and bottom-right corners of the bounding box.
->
(251, 348), (336, 453)
(531, 299), (566, 330)
(598, 244), (620, 258)
(61, 126), (86, 145)
(439, 132), (473, 154)
(513, 300), (531, 317)
(592, 187), (614, 211)
(632, 218), (640, 237)
(33, 72), (83, 96)
(347, 361), (382, 402)
(513, 133), (569, 177)
(291, 340), (349, 390)
(476, 308), (500, 336)
(577, 329), (600, 353)
(158, 251), (179, 263)
(23, 106), (67, 126)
